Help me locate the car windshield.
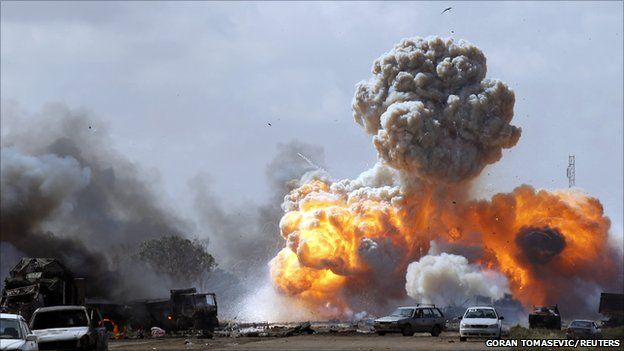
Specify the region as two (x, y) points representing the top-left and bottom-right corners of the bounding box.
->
(464, 308), (497, 319)
(570, 321), (592, 328)
(0, 318), (23, 339)
(390, 308), (414, 317)
(31, 310), (89, 329)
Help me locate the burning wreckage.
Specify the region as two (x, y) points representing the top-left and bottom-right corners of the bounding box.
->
(126, 288), (219, 334)
(529, 305), (562, 330)
(0, 258), (86, 321)
(1, 258), (219, 336)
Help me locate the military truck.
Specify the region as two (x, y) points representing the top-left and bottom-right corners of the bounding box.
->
(599, 292), (624, 326)
(128, 288), (218, 334)
(0, 258), (85, 321)
(529, 305), (561, 329)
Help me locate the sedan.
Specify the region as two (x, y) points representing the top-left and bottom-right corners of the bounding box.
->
(566, 320), (602, 340)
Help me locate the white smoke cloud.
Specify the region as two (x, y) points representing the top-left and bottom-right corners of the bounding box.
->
(352, 36), (521, 183)
(405, 252), (510, 306)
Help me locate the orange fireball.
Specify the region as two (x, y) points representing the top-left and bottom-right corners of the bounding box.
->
(270, 178), (617, 317)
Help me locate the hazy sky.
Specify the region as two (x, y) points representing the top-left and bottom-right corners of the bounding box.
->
(2, 1), (622, 231)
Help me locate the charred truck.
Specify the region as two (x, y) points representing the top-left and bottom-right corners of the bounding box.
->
(599, 292), (624, 326)
(0, 258), (85, 321)
(129, 288), (218, 333)
(529, 305), (561, 329)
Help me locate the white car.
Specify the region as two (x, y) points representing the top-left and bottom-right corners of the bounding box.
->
(30, 306), (107, 351)
(459, 306), (504, 341)
(0, 313), (38, 351)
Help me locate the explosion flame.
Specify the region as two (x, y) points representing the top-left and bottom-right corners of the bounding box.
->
(269, 37), (621, 318)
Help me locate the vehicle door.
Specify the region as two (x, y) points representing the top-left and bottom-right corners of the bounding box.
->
(432, 308), (445, 328)
(592, 322), (601, 338)
(19, 318), (38, 351)
(411, 309), (425, 332)
(90, 308), (107, 351)
(421, 308), (436, 332)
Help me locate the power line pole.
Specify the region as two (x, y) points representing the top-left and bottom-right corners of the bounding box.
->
(567, 155), (575, 188)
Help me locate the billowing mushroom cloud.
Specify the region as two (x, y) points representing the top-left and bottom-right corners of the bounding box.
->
(267, 36), (622, 321)
(353, 37), (521, 183)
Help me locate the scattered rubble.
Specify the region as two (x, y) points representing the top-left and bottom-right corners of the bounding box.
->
(151, 326), (166, 338)
(213, 319), (378, 339)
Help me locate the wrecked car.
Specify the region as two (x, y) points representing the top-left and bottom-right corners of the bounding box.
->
(374, 304), (446, 336)
(529, 305), (561, 329)
(30, 305), (107, 351)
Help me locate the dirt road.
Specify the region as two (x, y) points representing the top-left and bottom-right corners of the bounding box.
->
(109, 332), (509, 351)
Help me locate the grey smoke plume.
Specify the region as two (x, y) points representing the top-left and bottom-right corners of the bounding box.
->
(1, 102), (192, 299)
(193, 140), (325, 276)
(352, 37), (521, 183)
(405, 252), (510, 306)
(191, 141), (326, 318)
(0, 242), (25, 291)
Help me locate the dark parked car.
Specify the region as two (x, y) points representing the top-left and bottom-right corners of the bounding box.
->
(30, 305), (107, 351)
(374, 304), (446, 336)
(566, 320), (602, 340)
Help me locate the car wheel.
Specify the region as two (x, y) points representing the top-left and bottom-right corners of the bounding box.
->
(401, 325), (414, 336)
(377, 331), (386, 336)
(460, 337), (467, 342)
(431, 325), (441, 337)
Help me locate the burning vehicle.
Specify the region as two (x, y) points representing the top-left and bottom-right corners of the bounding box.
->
(528, 305), (561, 330)
(129, 288), (218, 334)
(0, 258), (85, 322)
(374, 304), (446, 336)
(30, 305), (107, 351)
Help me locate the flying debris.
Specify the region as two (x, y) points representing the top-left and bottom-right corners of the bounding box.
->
(297, 152), (326, 173)
(268, 123), (272, 126)
(441, 7), (452, 14)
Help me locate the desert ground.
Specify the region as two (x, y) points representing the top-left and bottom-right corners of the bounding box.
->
(109, 332), (507, 351)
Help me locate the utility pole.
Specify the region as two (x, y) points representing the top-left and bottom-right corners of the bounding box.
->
(567, 155), (575, 188)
